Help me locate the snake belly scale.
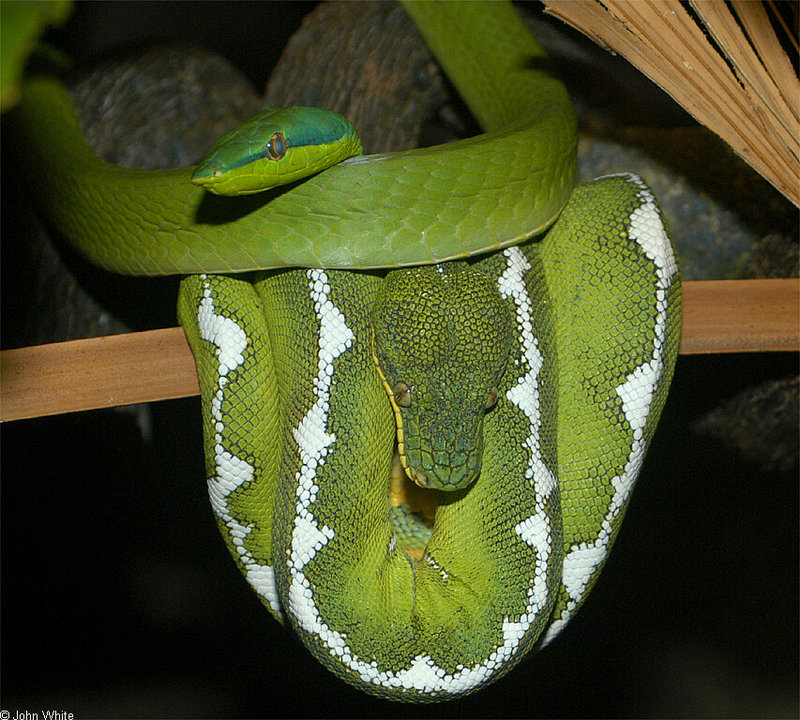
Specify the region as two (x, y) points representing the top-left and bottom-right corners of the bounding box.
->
(12, 0), (682, 703)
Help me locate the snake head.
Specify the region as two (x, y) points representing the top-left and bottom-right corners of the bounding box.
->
(372, 265), (513, 491)
(191, 106), (362, 195)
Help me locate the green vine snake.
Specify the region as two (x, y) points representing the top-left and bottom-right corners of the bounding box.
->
(11, 0), (681, 702)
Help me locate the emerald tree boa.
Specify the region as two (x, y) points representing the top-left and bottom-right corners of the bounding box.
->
(12, 0), (681, 702)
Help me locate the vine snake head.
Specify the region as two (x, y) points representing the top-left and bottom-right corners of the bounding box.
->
(191, 106), (362, 196)
(371, 265), (514, 491)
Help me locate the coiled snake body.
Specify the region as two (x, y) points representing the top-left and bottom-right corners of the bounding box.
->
(12, 1), (681, 702)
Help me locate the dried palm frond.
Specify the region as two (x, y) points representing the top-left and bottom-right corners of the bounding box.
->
(542, 0), (800, 207)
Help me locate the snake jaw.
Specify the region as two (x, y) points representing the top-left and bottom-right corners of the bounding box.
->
(403, 440), (483, 491)
(190, 106), (362, 196)
(412, 468), (432, 488)
(371, 342), (485, 492)
(409, 465), (480, 491)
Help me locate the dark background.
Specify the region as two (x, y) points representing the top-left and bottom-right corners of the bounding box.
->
(2, 2), (797, 717)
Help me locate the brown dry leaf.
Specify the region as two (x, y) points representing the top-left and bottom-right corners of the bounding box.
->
(542, 0), (799, 206)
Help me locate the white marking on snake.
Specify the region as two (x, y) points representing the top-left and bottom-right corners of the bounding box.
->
(498, 246), (557, 624)
(286, 269), (351, 637)
(423, 554), (449, 580)
(197, 277), (282, 618)
(541, 176), (677, 645)
(285, 258), (558, 696)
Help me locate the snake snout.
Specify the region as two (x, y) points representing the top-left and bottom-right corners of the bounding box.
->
(409, 462), (479, 492)
(191, 162), (223, 189)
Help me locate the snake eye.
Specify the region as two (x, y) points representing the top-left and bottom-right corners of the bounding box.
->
(485, 386), (499, 410)
(393, 382), (412, 407)
(266, 132), (286, 160)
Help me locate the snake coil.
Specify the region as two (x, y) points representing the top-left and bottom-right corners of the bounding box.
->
(12, 0), (681, 702)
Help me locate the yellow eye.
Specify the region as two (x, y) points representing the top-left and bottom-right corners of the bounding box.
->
(485, 386), (498, 410)
(393, 382), (412, 407)
(266, 132), (286, 160)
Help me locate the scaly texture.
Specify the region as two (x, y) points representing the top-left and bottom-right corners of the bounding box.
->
(13, 0), (682, 703)
(10, 2), (575, 275)
(178, 174), (681, 701)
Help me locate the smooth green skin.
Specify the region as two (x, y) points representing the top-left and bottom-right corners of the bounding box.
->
(10, 2), (575, 275)
(191, 106), (363, 196)
(12, 0), (682, 703)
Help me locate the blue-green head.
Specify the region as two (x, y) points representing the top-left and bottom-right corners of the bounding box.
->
(191, 106), (362, 195)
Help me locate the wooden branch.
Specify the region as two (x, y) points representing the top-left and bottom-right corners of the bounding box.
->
(1, 327), (199, 422)
(681, 278), (798, 354)
(0, 279), (797, 423)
